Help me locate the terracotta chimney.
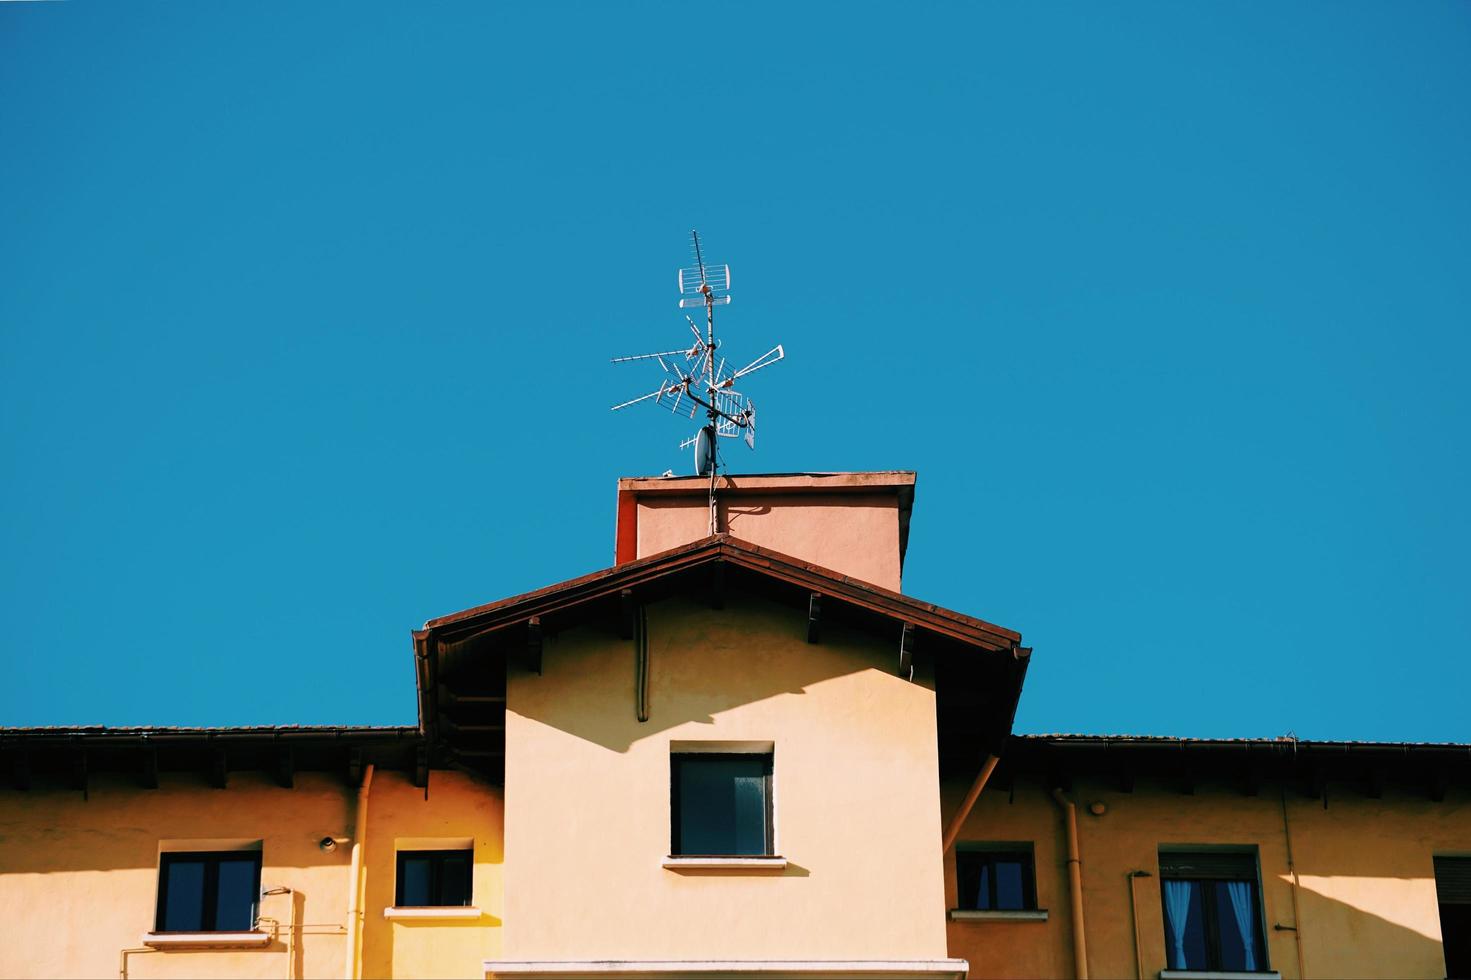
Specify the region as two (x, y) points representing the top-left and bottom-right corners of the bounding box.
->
(614, 471), (916, 592)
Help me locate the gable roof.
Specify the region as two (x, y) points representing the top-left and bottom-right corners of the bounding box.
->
(413, 534), (1031, 783)
(421, 533), (1018, 648)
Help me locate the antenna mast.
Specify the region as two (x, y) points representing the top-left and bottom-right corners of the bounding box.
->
(692, 232), (720, 534)
(610, 231), (785, 534)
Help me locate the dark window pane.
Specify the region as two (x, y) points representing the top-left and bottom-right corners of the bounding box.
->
(157, 851), (261, 932)
(995, 860), (1025, 911)
(438, 853), (472, 907)
(161, 858), (205, 932)
(731, 772), (768, 856)
(675, 756), (769, 855)
(1211, 880), (1265, 972)
(1442, 904), (1471, 978)
(399, 856), (432, 906)
(956, 852), (983, 910)
(397, 850), (473, 907)
(955, 849), (1036, 911)
(1162, 879), (1208, 970)
(215, 857), (258, 931)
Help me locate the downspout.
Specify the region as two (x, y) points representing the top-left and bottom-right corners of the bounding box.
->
(941, 754), (1001, 854)
(286, 890), (297, 980)
(1280, 787), (1308, 980)
(1127, 871), (1152, 980)
(344, 763), (375, 980)
(1051, 789), (1089, 980)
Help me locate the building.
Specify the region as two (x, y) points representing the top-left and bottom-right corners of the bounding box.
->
(2, 471), (1469, 980)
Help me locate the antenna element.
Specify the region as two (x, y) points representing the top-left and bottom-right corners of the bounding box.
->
(611, 231), (785, 533)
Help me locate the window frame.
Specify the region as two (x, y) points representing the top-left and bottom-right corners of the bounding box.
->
(955, 843), (1039, 912)
(394, 848), (474, 908)
(1158, 849), (1268, 974)
(155, 850), (263, 933)
(669, 751), (775, 857)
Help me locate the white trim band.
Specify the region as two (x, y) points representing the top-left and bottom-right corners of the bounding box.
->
(662, 856), (788, 871)
(142, 931), (273, 949)
(1159, 972), (1282, 980)
(384, 906), (483, 920)
(485, 960), (970, 979)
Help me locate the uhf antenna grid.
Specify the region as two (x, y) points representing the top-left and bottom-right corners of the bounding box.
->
(611, 230), (785, 534)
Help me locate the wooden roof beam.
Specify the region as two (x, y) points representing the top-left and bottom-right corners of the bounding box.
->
(141, 744), (159, 790)
(72, 741), (88, 800)
(12, 747), (30, 791)
(526, 617), (543, 676)
(210, 744), (228, 789)
(619, 589), (636, 641)
(276, 745), (295, 790)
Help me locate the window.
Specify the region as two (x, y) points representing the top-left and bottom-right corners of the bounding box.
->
(156, 851), (262, 932)
(1159, 849), (1267, 974)
(956, 844), (1037, 911)
(395, 849), (473, 907)
(671, 752), (774, 856)
(1435, 856), (1471, 979)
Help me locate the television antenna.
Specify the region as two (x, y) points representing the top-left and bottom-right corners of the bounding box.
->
(611, 230), (785, 533)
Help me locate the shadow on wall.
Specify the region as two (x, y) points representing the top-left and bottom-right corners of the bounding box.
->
(951, 872), (1451, 980)
(0, 772), (358, 873)
(510, 591), (922, 755)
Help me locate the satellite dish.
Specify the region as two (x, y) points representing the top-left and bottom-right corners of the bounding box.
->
(694, 426), (714, 476)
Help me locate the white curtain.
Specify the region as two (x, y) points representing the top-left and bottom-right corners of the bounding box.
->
(1226, 881), (1259, 971)
(1162, 879), (1194, 970)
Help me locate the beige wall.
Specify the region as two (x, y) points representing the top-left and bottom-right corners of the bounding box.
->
(943, 775), (1471, 980)
(502, 591), (948, 961)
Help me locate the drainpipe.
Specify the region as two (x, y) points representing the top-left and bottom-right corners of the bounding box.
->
(1127, 871), (1152, 980)
(344, 764), (375, 980)
(941, 754), (1001, 854)
(1279, 787), (1308, 980)
(1051, 789), (1088, 980)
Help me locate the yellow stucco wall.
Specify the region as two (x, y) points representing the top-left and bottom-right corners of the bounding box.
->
(943, 775), (1471, 980)
(0, 768), (504, 980)
(361, 770), (505, 980)
(501, 591), (949, 961)
(0, 771), (354, 980)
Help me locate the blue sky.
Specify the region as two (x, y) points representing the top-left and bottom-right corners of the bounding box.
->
(2, 2), (1468, 740)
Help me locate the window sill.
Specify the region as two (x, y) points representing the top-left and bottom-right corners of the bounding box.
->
(662, 856), (788, 871)
(142, 931), (273, 950)
(1160, 971), (1281, 980)
(485, 959), (970, 978)
(383, 906), (483, 920)
(948, 908), (1049, 922)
